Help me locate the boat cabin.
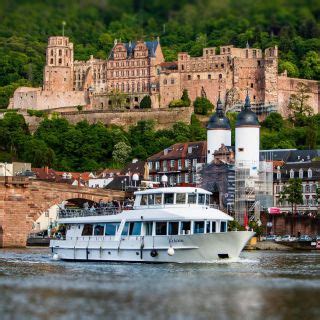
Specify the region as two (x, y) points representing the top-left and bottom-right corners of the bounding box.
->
(133, 187), (212, 208)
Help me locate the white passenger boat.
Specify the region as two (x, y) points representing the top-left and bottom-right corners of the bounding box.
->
(50, 187), (254, 263)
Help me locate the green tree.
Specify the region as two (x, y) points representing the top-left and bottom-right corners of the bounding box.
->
(22, 138), (55, 167)
(278, 60), (299, 78)
(301, 51), (320, 80)
(181, 89), (191, 107)
(112, 141), (132, 164)
(262, 113), (284, 131)
(108, 90), (128, 110)
(288, 82), (313, 125)
(279, 178), (303, 215)
(193, 97), (214, 115)
(140, 95), (152, 109)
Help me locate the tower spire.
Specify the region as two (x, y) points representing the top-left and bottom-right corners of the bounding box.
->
(244, 89), (251, 109)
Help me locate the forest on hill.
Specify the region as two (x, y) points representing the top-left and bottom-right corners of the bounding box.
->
(0, 110), (319, 171)
(1, 0), (320, 107)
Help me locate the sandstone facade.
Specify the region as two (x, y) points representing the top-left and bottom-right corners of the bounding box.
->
(9, 36), (320, 116)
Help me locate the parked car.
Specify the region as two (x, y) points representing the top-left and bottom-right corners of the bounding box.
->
(298, 235), (312, 242)
(265, 235), (277, 241)
(312, 235), (320, 241)
(280, 235), (292, 242)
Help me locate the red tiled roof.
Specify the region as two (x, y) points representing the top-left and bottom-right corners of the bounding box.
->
(147, 141), (207, 161)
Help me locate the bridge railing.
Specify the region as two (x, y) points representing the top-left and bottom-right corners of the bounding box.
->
(58, 206), (126, 219)
(0, 176), (30, 185)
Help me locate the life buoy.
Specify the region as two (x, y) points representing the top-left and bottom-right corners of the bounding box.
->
(150, 249), (158, 257)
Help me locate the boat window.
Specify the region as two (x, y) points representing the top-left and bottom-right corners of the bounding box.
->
(148, 194), (154, 205)
(155, 222), (167, 235)
(206, 221), (211, 233)
(144, 222), (153, 235)
(220, 221), (227, 232)
(187, 193), (196, 204)
(121, 222), (130, 236)
(94, 224), (104, 236)
(198, 194), (205, 205)
(82, 224), (93, 236)
(205, 196), (210, 206)
(181, 221), (191, 235)
(194, 221), (205, 234)
(176, 193), (186, 204)
(129, 222), (142, 236)
(155, 193), (162, 205)
(212, 221), (216, 232)
(168, 222), (179, 235)
(105, 222), (120, 236)
(164, 193), (174, 204)
(141, 195), (148, 206)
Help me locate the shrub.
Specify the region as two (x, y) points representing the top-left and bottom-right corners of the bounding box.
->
(169, 99), (185, 108)
(140, 95), (152, 109)
(27, 109), (45, 117)
(193, 97), (214, 115)
(181, 89), (191, 107)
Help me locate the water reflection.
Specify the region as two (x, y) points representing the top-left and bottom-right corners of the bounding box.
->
(0, 249), (319, 320)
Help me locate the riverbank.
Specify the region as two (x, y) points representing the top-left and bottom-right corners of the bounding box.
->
(245, 239), (320, 251)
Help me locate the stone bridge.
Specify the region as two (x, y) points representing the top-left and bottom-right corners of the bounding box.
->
(0, 177), (124, 248)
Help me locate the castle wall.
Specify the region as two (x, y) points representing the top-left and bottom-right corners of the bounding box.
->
(12, 88), (87, 110)
(277, 76), (320, 116)
(23, 107), (193, 132)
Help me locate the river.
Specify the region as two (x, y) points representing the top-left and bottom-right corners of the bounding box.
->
(0, 248), (319, 320)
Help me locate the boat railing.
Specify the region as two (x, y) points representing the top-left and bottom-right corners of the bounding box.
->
(58, 206), (126, 219)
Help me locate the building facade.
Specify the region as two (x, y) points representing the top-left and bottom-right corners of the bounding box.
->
(9, 36), (320, 116)
(274, 162), (320, 215)
(147, 141), (207, 186)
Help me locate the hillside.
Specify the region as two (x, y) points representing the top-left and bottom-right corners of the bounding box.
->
(0, 0), (320, 108)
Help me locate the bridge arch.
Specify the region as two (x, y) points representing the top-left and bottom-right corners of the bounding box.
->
(0, 180), (125, 247)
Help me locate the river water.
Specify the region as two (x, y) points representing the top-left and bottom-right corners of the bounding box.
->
(0, 249), (319, 320)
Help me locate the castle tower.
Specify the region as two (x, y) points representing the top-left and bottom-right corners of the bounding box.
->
(206, 97), (231, 164)
(235, 93), (260, 176)
(43, 36), (74, 91)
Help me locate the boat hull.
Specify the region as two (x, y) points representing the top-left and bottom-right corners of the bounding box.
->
(50, 231), (254, 263)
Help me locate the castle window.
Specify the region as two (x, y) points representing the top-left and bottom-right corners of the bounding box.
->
(171, 79), (174, 84)
(50, 50), (53, 56)
(215, 64), (218, 68)
(206, 50), (208, 54)
(59, 49), (62, 56)
(219, 74), (222, 79)
(58, 58), (62, 64)
(50, 59), (53, 64)
(163, 79), (167, 85)
(253, 95), (256, 100)
(197, 75), (200, 80)
(253, 50), (256, 58)
(251, 83), (254, 88)
(208, 74), (211, 80)
(257, 60), (261, 67)
(181, 65), (184, 71)
(188, 75), (191, 80)
(221, 63), (224, 68)
(299, 169), (303, 179)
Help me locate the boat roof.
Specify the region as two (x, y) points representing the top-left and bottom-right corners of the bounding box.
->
(134, 187), (212, 195)
(59, 207), (233, 224)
